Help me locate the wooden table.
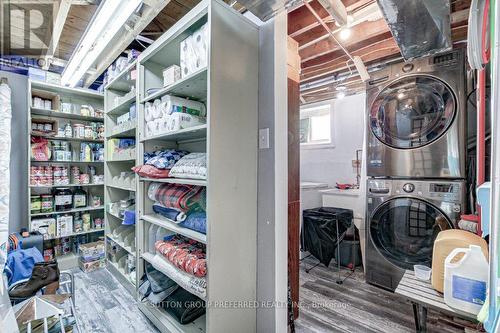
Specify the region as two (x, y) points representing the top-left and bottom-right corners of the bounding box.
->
(395, 270), (477, 332)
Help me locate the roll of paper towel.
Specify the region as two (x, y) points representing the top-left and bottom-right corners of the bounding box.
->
(152, 119), (161, 136)
(192, 24), (208, 70)
(145, 102), (154, 122)
(146, 121), (154, 138)
(165, 113), (204, 132)
(152, 99), (162, 119)
(160, 95), (206, 117)
(180, 35), (197, 78)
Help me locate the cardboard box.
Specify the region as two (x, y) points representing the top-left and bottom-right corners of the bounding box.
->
(31, 218), (56, 240)
(79, 241), (105, 262)
(163, 65), (181, 87)
(57, 214), (73, 237)
(79, 258), (106, 273)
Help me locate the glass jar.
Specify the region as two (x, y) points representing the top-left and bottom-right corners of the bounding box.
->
(31, 195), (41, 214)
(73, 187), (87, 208)
(41, 194), (53, 213)
(54, 188), (72, 211)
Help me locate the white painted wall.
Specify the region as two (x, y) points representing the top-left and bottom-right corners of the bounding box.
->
(300, 93), (366, 187)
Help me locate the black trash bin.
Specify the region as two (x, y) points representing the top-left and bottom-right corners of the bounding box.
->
(335, 235), (362, 268)
(301, 207), (353, 267)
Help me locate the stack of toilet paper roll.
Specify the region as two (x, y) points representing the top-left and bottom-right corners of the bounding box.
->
(145, 95), (206, 138)
(180, 23), (208, 78)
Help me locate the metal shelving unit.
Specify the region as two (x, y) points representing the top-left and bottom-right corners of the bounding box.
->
(136, 1), (258, 331)
(104, 60), (138, 294)
(28, 80), (105, 269)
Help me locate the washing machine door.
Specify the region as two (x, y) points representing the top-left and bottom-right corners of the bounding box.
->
(370, 197), (452, 270)
(370, 75), (456, 149)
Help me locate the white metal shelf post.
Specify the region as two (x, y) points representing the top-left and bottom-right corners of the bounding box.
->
(104, 61), (139, 294)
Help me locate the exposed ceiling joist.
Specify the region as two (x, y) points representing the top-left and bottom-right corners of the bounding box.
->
(288, 0), (373, 37)
(43, 0), (72, 69)
(299, 18), (388, 62)
(301, 37), (400, 82)
(296, 2), (382, 49)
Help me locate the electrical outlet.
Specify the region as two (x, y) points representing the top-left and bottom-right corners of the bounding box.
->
(259, 128), (270, 149)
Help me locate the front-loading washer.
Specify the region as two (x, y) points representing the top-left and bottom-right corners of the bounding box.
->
(365, 178), (465, 291)
(366, 49), (466, 178)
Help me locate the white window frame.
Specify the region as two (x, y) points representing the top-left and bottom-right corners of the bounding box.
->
(300, 101), (335, 149)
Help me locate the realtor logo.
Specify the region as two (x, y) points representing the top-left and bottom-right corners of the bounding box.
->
(1, 1), (54, 56)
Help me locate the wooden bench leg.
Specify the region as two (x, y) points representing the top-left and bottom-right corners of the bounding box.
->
(412, 302), (428, 333)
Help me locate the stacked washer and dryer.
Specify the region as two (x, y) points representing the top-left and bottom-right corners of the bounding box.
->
(365, 50), (468, 291)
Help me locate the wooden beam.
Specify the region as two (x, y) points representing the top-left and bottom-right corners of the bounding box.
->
(288, 0), (374, 37)
(44, 0), (72, 69)
(299, 18), (389, 62)
(300, 37), (400, 82)
(301, 29), (393, 69)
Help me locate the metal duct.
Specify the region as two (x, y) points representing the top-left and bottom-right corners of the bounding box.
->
(376, 0), (452, 60)
(236, 0), (291, 21)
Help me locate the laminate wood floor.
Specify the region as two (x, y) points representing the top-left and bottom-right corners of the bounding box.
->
(295, 257), (482, 333)
(72, 267), (159, 333)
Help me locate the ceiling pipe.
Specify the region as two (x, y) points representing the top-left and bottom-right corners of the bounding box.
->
(303, 0), (371, 82)
(300, 56), (402, 92)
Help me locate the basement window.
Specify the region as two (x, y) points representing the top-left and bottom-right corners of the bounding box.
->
(300, 103), (333, 148)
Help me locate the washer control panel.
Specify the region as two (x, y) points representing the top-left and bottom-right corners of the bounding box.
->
(391, 180), (463, 203)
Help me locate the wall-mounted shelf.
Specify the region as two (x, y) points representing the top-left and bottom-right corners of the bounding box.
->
(30, 133), (104, 143)
(31, 107), (104, 122)
(44, 228), (104, 241)
(30, 183), (104, 188)
(140, 124), (207, 143)
(105, 60), (137, 92)
(31, 205), (104, 217)
(142, 214), (207, 244)
(28, 81), (105, 270)
(139, 177), (207, 187)
(30, 160), (104, 164)
(140, 67), (207, 103)
(107, 95), (135, 115)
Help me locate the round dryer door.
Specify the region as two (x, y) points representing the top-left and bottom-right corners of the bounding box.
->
(370, 197), (452, 270)
(370, 75), (456, 149)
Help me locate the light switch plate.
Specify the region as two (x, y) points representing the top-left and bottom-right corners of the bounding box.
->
(259, 128), (270, 149)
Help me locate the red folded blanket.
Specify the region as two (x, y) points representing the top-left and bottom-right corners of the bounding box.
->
(155, 236), (206, 278)
(132, 165), (170, 178)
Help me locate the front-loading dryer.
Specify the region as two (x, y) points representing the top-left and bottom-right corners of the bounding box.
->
(365, 178), (465, 291)
(366, 49), (466, 178)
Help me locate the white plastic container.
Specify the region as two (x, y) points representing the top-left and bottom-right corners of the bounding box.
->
(444, 245), (488, 315)
(414, 265), (432, 281)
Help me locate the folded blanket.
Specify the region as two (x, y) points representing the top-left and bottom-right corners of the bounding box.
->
(155, 236), (206, 278)
(153, 203), (187, 222)
(148, 182), (206, 213)
(163, 287), (206, 325)
(179, 212), (206, 234)
(144, 149), (188, 169)
(132, 165), (170, 178)
(169, 153), (207, 180)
